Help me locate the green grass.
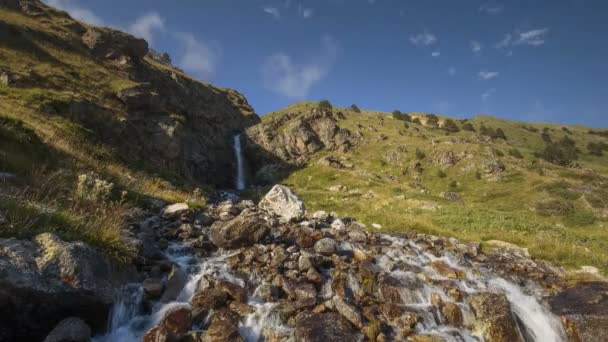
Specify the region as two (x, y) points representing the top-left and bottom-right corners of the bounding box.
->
(272, 101), (608, 274)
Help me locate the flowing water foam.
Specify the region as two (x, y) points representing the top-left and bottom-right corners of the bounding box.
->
(96, 233), (566, 341)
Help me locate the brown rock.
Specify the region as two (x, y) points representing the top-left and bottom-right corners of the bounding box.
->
(468, 293), (523, 342)
(441, 302), (463, 326)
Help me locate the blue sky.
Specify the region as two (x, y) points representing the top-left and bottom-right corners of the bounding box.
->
(45, 0), (608, 127)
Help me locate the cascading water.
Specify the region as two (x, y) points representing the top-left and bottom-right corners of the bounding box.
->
(96, 221), (566, 341)
(234, 134), (246, 190)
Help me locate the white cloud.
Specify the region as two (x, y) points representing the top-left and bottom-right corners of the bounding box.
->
(262, 35), (339, 98)
(174, 32), (217, 76)
(129, 12), (165, 45)
(409, 32), (437, 46)
(302, 8), (314, 18)
(263, 6), (281, 19)
(44, 0), (103, 26)
(431, 51), (440, 57)
(497, 28), (549, 49)
(471, 41), (482, 53)
(482, 88), (496, 101)
(479, 2), (503, 15)
(478, 71), (499, 80)
(515, 28), (549, 46)
(448, 67), (456, 76)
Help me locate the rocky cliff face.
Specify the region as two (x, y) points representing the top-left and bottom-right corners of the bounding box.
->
(245, 107), (354, 183)
(1, 0), (260, 187)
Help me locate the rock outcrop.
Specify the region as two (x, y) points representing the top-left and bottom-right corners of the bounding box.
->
(0, 233), (135, 341)
(245, 108), (355, 183)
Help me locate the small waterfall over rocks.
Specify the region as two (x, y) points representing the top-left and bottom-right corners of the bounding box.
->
(95, 189), (567, 342)
(234, 134), (246, 190)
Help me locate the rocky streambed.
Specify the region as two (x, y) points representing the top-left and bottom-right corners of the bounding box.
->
(91, 185), (575, 342)
(3, 185), (604, 341)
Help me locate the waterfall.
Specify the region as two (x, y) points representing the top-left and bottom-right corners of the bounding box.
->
(234, 134), (246, 190)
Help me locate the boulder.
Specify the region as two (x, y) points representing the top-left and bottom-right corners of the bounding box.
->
(468, 293), (523, 342)
(162, 203), (190, 218)
(209, 214), (269, 249)
(0, 233), (135, 341)
(143, 277), (164, 299)
(333, 296), (363, 329)
(258, 185), (306, 222)
(314, 238), (337, 256)
(143, 305), (192, 342)
(441, 302), (463, 326)
(160, 265), (188, 302)
(430, 150), (460, 169)
(43, 317), (91, 342)
(203, 309), (244, 342)
(191, 289), (227, 323)
(294, 312), (361, 342)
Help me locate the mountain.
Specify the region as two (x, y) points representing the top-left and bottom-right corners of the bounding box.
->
(1, 1), (608, 341)
(245, 101), (608, 274)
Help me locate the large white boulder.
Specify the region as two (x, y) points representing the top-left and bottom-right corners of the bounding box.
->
(258, 185), (305, 222)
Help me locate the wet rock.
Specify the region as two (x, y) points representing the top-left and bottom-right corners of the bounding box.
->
(161, 265), (188, 302)
(408, 334), (446, 342)
(549, 282), (608, 342)
(271, 245), (289, 266)
(468, 293), (523, 342)
(191, 289), (227, 324)
(258, 185), (306, 222)
(305, 267), (323, 284)
(431, 260), (464, 279)
(203, 309), (244, 342)
(216, 280), (247, 303)
(209, 214), (269, 249)
(441, 302), (463, 326)
(333, 296), (363, 329)
(257, 285), (280, 302)
(143, 277), (164, 299)
(294, 312), (362, 342)
(314, 238), (337, 256)
(143, 305), (192, 342)
(43, 317), (91, 342)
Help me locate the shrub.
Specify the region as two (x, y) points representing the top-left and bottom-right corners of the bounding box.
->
(350, 104), (361, 113)
(437, 170), (447, 178)
(522, 125), (539, 133)
(493, 149), (504, 157)
(564, 211), (596, 226)
(541, 132), (552, 143)
(562, 127), (572, 134)
(480, 124), (496, 138)
(540, 137), (578, 166)
(401, 113), (411, 122)
(415, 148), (426, 160)
(475, 171), (482, 180)
(588, 130), (608, 138)
(412, 118), (422, 125)
(462, 123), (475, 132)
(508, 148), (524, 159)
(392, 110), (402, 116)
(535, 199), (575, 217)
(426, 114), (439, 127)
(588, 141), (608, 156)
(449, 180), (458, 188)
(542, 181), (582, 200)
(442, 119), (460, 133)
(403, 122), (410, 129)
(319, 100), (332, 110)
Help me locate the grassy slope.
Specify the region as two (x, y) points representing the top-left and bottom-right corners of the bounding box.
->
(269, 102), (608, 273)
(0, 6), (210, 261)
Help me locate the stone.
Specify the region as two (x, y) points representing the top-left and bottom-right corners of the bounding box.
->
(162, 203), (190, 218)
(298, 254), (313, 271)
(484, 240), (530, 258)
(43, 317), (91, 342)
(333, 296), (363, 329)
(328, 185), (347, 192)
(294, 312), (361, 342)
(314, 238), (337, 256)
(191, 289), (227, 323)
(431, 260), (464, 279)
(441, 192), (461, 202)
(441, 302), (463, 326)
(312, 210), (329, 221)
(216, 280), (247, 303)
(143, 277), (164, 299)
(306, 267), (323, 284)
(408, 334), (447, 342)
(282, 279), (317, 302)
(0, 233), (135, 341)
(203, 309), (244, 342)
(258, 185), (306, 222)
(468, 293), (523, 342)
(161, 265), (188, 302)
(209, 214), (269, 249)
(143, 305), (192, 342)
(348, 229), (367, 243)
(116, 83), (159, 110)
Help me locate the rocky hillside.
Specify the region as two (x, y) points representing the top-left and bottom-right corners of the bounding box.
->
(245, 101), (608, 274)
(1, 0), (259, 188)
